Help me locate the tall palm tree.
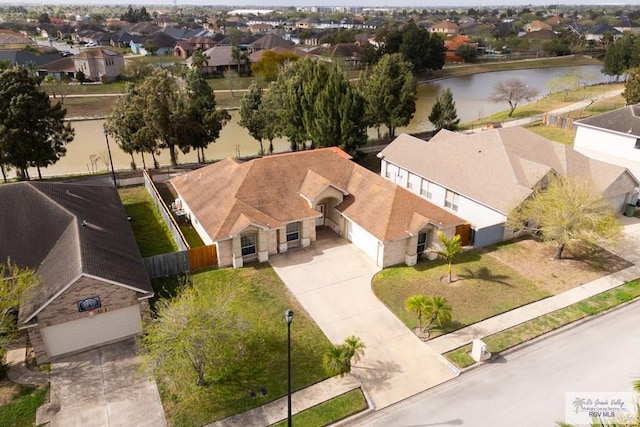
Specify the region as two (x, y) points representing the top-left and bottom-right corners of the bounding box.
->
(190, 50), (208, 72)
(405, 294), (430, 331)
(436, 232), (463, 283)
(424, 296), (452, 336)
(343, 335), (366, 365)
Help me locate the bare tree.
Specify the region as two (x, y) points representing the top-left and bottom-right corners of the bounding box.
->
(490, 78), (539, 117)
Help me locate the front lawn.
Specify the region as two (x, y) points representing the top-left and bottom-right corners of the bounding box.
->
(119, 186), (178, 257)
(155, 265), (332, 426)
(373, 249), (550, 335)
(0, 384), (48, 427)
(270, 389), (368, 427)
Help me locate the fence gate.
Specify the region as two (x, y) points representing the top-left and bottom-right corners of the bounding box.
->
(189, 245), (218, 271)
(455, 224), (472, 246)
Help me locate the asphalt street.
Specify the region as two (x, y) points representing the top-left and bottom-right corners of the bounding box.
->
(352, 300), (640, 427)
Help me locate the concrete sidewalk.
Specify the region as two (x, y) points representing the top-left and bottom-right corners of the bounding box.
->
(207, 375), (362, 427)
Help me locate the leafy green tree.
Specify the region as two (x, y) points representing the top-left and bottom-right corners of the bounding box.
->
(359, 53), (417, 139)
(143, 39), (157, 55)
(137, 69), (180, 165)
(508, 177), (621, 260)
(141, 283), (249, 392)
(231, 45), (249, 76)
(405, 294), (430, 331)
(455, 44), (477, 63)
(251, 50), (299, 82)
(436, 232), (463, 283)
(0, 261), (38, 352)
(238, 82), (268, 154)
(623, 67), (640, 105)
(489, 78), (539, 117)
(428, 88), (460, 132)
(375, 23), (403, 55)
(76, 70), (85, 84)
(0, 67), (74, 180)
(178, 69), (230, 163)
(400, 21), (446, 74)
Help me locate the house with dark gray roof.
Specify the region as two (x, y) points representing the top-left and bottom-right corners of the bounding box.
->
(574, 104), (640, 180)
(585, 23), (622, 42)
(0, 182), (153, 363)
(379, 128), (639, 247)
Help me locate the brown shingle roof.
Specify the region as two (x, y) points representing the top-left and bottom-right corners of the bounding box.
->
(380, 128), (637, 214)
(171, 148), (463, 242)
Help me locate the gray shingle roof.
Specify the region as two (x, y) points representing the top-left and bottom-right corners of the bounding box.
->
(379, 127), (637, 214)
(0, 182), (152, 324)
(575, 104), (640, 138)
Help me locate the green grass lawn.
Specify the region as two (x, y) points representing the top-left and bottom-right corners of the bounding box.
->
(157, 265), (333, 426)
(0, 385), (48, 427)
(524, 122), (577, 146)
(118, 186), (178, 257)
(445, 280), (640, 369)
(372, 249), (549, 336)
(270, 389), (368, 427)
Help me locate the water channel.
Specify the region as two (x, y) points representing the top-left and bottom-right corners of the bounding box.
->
(28, 64), (611, 178)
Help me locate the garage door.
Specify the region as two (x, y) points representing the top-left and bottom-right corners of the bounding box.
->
(41, 305), (143, 358)
(347, 220), (380, 264)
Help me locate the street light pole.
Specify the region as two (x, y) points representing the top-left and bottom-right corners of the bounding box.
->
(102, 128), (117, 187)
(284, 309), (294, 427)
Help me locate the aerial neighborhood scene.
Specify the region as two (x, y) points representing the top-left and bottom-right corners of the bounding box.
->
(2, 0), (640, 426)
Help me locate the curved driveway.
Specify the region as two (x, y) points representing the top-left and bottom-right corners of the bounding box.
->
(269, 233), (458, 409)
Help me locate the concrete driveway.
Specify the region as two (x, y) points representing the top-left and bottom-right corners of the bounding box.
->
(39, 338), (166, 427)
(269, 232), (458, 410)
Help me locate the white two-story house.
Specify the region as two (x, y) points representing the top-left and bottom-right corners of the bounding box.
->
(379, 128), (639, 247)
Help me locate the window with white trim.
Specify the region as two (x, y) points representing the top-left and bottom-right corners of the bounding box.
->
(407, 172), (413, 189)
(417, 232), (428, 254)
(286, 222), (300, 242)
(420, 179), (432, 199)
(444, 190), (459, 211)
(241, 234), (257, 256)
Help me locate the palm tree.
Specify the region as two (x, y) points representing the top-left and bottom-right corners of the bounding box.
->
(424, 296), (452, 337)
(405, 294), (430, 331)
(322, 344), (351, 377)
(436, 232), (463, 283)
(190, 50), (208, 72)
(343, 335), (366, 365)
(231, 45), (249, 75)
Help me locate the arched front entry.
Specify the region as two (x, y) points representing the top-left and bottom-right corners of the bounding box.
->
(315, 197), (342, 235)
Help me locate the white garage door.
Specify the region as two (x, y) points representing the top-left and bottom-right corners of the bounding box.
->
(347, 220), (380, 264)
(41, 305), (143, 358)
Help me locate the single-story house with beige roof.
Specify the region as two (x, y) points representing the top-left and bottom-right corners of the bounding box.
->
(379, 127), (640, 247)
(170, 147), (465, 268)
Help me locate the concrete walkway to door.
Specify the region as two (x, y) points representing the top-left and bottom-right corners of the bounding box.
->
(269, 232), (458, 410)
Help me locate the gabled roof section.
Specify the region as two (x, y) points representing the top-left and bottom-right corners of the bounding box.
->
(575, 104), (640, 138)
(299, 169), (349, 203)
(171, 148), (464, 243)
(0, 182), (153, 324)
(249, 33), (293, 50)
(380, 128), (637, 215)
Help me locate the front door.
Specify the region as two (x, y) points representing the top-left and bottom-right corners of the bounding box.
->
(315, 204), (325, 227)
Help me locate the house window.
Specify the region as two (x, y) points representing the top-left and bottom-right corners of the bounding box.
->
(635, 138), (640, 149)
(420, 180), (432, 199)
(77, 296), (101, 312)
(286, 222), (300, 242)
(241, 234), (257, 256)
(445, 190), (459, 211)
(407, 173), (413, 189)
(417, 232), (428, 254)
(385, 169), (391, 178)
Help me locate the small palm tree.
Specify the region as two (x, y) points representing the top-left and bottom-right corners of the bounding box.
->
(343, 335), (366, 365)
(436, 232), (463, 283)
(322, 344), (351, 377)
(190, 50), (208, 72)
(424, 296), (452, 336)
(405, 294), (430, 331)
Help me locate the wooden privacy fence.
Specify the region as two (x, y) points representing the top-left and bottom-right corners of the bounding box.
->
(543, 113), (574, 130)
(143, 246), (218, 279)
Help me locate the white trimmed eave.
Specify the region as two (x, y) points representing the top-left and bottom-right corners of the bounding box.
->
(575, 122), (640, 140)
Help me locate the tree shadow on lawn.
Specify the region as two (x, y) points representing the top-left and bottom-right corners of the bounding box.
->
(457, 266), (514, 287)
(411, 250), (482, 272)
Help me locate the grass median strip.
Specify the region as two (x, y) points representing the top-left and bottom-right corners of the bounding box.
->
(270, 389), (368, 427)
(0, 385), (49, 427)
(445, 279), (640, 369)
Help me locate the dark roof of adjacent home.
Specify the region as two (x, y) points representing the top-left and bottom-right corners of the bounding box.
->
(249, 33), (293, 50)
(587, 23), (621, 35)
(170, 148), (464, 243)
(575, 104), (640, 138)
(147, 31), (177, 49)
(0, 182), (153, 324)
(0, 50), (61, 67)
(38, 56), (76, 72)
(379, 128), (638, 214)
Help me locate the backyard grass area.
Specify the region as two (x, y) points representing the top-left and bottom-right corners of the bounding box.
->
(155, 265), (333, 426)
(118, 185), (178, 256)
(57, 95), (116, 118)
(524, 122), (576, 145)
(373, 238), (631, 337)
(445, 279), (640, 369)
(270, 389), (368, 427)
(0, 383), (48, 427)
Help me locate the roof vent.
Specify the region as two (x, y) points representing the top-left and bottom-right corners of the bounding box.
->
(82, 219), (88, 227)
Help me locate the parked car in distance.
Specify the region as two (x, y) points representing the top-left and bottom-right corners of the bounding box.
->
(86, 42), (96, 47)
